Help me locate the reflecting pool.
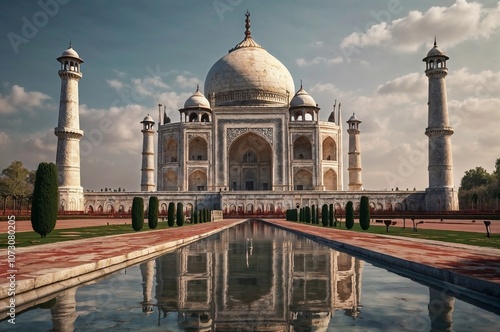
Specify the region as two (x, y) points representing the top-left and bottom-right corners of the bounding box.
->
(2, 220), (499, 331)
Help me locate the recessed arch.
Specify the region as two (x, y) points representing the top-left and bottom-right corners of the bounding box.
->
(293, 136), (312, 160)
(163, 138), (178, 163)
(322, 137), (337, 161)
(189, 136), (208, 161)
(163, 169), (178, 191)
(323, 169), (337, 190)
(188, 170), (207, 191)
(294, 169), (313, 190)
(228, 132), (272, 191)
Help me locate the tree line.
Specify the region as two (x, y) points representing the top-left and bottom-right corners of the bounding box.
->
(0, 160), (36, 214)
(286, 196), (371, 230)
(459, 158), (500, 210)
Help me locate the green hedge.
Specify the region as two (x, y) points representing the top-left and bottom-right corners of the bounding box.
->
(176, 202), (184, 226)
(305, 206), (311, 223)
(148, 196), (159, 229)
(31, 162), (58, 238)
(360, 196), (370, 230)
(329, 203), (334, 227)
(167, 202), (175, 227)
(131, 197), (144, 231)
(321, 204), (329, 226)
(345, 201), (354, 229)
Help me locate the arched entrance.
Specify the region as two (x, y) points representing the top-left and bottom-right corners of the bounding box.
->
(228, 133), (272, 191)
(323, 169), (337, 190)
(188, 170), (207, 191)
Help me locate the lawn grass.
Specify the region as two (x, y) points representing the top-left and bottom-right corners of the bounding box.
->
(3, 218), (500, 250)
(331, 222), (500, 249)
(0, 221), (191, 248)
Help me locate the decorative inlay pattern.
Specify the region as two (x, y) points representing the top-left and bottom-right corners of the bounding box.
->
(227, 127), (273, 146)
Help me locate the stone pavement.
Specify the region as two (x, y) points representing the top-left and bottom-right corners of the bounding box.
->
(1, 218), (499, 316)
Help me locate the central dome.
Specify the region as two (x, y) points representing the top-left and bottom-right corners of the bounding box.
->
(204, 12), (295, 107)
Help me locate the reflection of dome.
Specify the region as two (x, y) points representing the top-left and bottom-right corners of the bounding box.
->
(290, 86), (317, 108)
(204, 12), (294, 106)
(184, 86), (211, 109)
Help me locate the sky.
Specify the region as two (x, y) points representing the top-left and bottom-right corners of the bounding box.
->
(1, 0), (499, 192)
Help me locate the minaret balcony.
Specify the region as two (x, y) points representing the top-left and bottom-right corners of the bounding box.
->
(54, 127), (84, 139)
(425, 127), (454, 137)
(58, 70), (83, 80)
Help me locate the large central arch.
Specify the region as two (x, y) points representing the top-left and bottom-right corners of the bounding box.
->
(228, 132), (272, 190)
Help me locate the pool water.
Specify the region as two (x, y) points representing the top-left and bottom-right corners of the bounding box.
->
(2, 220), (499, 331)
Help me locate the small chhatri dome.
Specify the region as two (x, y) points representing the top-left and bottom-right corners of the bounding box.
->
(424, 37), (449, 60)
(184, 85), (211, 109)
(347, 113), (361, 123)
(141, 114), (154, 123)
(57, 43), (83, 62)
(290, 83), (317, 108)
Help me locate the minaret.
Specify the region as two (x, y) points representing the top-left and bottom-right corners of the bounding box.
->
(55, 44), (84, 211)
(423, 39), (458, 211)
(347, 113), (362, 191)
(338, 103), (344, 190)
(141, 114), (155, 191)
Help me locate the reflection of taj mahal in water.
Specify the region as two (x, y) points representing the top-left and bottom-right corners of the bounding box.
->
(54, 12), (458, 214)
(41, 222), (456, 331)
(153, 222), (364, 331)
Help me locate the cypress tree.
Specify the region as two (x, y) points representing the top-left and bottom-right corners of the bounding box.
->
(205, 208), (210, 222)
(148, 196), (159, 229)
(311, 205), (316, 225)
(305, 206), (311, 223)
(167, 202), (175, 227)
(193, 209), (198, 224)
(345, 201), (354, 229)
(31, 162), (58, 238)
(322, 204), (329, 227)
(329, 203), (334, 227)
(131, 197), (144, 231)
(176, 202), (184, 226)
(360, 196), (371, 230)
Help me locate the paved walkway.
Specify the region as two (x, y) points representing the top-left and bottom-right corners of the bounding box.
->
(1, 218), (499, 315)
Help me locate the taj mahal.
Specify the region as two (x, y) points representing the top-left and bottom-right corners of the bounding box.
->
(53, 12), (458, 216)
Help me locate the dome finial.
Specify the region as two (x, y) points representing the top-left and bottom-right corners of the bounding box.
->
(245, 10), (251, 38)
(68, 39), (72, 49)
(196, 84), (200, 92)
(434, 36), (437, 47)
(300, 79), (303, 89)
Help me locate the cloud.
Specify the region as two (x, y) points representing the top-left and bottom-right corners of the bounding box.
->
(107, 79), (127, 91)
(0, 131), (9, 146)
(175, 75), (201, 89)
(340, 0), (500, 53)
(376, 72), (427, 97)
(0, 85), (51, 114)
(296, 56), (343, 67)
